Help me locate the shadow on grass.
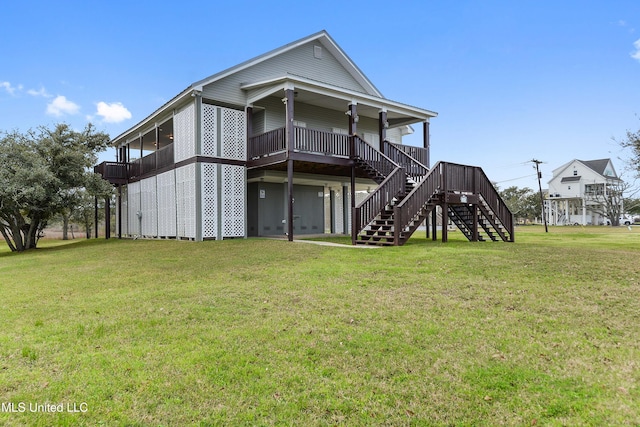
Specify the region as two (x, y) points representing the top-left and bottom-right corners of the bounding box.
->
(0, 238), (116, 258)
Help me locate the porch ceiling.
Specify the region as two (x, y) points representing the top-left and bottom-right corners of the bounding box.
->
(241, 75), (436, 126)
(248, 168), (376, 190)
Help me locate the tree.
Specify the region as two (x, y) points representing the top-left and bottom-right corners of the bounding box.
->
(0, 124), (110, 251)
(498, 186), (540, 223)
(584, 178), (628, 226)
(620, 125), (640, 175)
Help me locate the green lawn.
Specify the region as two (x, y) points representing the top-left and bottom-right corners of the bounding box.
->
(1, 226), (639, 426)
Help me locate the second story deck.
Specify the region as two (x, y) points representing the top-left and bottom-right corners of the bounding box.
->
(95, 126), (430, 183)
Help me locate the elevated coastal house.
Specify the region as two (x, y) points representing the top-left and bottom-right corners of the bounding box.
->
(546, 158), (623, 225)
(95, 30), (514, 245)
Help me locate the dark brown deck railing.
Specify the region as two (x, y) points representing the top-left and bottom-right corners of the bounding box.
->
(352, 136), (406, 243)
(392, 161), (443, 242)
(388, 142), (429, 168)
(293, 127), (350, 157)
(383, 141), (428, 182)
(156, 143), (174, 170)
(353, 167), (406, 244)
(95, 143), (174, 182)
(393, 161), (514, 242)
(475, 166), (514, 240)
(354, 136), (398, 178)
(249, 126), (351, 159)
(94, 162), (129, 183)
(248, 128), (286, 159)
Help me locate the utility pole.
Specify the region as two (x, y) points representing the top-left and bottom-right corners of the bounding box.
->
(531, 159), (548, 233)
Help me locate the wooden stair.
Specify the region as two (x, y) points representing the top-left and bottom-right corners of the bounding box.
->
(351, 136), (514, 246)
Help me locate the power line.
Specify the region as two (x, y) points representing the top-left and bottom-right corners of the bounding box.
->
(531, 159), (548, 233)
(494, 173), (538, 184)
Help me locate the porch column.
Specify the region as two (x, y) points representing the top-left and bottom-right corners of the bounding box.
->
(118, 185), (122, 239)
(441, 164), (448, 242)
(330, 189), (336, 233)
(348, 103), (357, 244)
(105, 196), (111, 239)
(423, 121), (430, 167)
(582, 199), (586, 225)
(431, 208), (437, 240)
(155, 126), (160, 169)
(139, 134), (143, 161)
(342, 184), (349, 235)
(379, 109), (387, 153)
(284, 88), (295, 241)
(94, 196), (98, 239)
(246, 106), (253, 139)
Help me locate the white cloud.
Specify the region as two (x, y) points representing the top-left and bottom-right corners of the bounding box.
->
(1, 81), (22, 95)
(632, 39), (640, 61)
(46, 95), (80, 117)
(95, 101), (132, 123)
(27, 86), (51, 98)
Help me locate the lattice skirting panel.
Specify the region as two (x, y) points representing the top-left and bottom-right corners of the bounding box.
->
(201, 163), (218, 239)
(174, 102), (196, 163)
(140, 176), (158, 237)
(157, 170), (177, 237)
(176, 164), (197, 239)
(118, 185), (128, 236)
(222, 164), (245, 237)
(127, 181), (141, 236)
(202, 104), (217, 157)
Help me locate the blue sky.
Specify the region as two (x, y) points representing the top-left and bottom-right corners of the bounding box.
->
(1, 0), (639, 190)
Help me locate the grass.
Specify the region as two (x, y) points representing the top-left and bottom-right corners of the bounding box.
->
(0, 226), (639, 426)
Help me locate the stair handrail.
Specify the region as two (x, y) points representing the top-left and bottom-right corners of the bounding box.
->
(393, 161), (444, 241)
(473, 167), (514, 241)
(353, 136), (398, 178)
(353, 166), (406, 244)
(382, 140), (429, 182)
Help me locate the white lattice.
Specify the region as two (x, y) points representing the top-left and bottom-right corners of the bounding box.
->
(221, 107), (246, 161)
(176, 164), (196, 239)
(140, 177), (158, 237)
(174, 102), (196, 162)
(120, 186), (128, 236)
(127, 181), (141, 236)
(222, 164), (245, 237)
(201, 163), (218, 239)
(157, 170), (177, 237)
(202, 104), (217, 157)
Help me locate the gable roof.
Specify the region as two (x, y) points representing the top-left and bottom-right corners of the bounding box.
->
(579, 159), (611, 176)
(191, 30), (382, 97)
(110, 30), (435, 147)
(549, 158), (620, 185)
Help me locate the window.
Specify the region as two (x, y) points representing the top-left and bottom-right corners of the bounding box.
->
(573, 170), (578, 176)
(585, 184), (604, 196)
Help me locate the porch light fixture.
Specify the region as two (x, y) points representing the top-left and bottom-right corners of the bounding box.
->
(345, 110), (359, 122)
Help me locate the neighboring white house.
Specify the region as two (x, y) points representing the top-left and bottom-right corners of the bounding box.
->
(546, 158), (623, 225)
